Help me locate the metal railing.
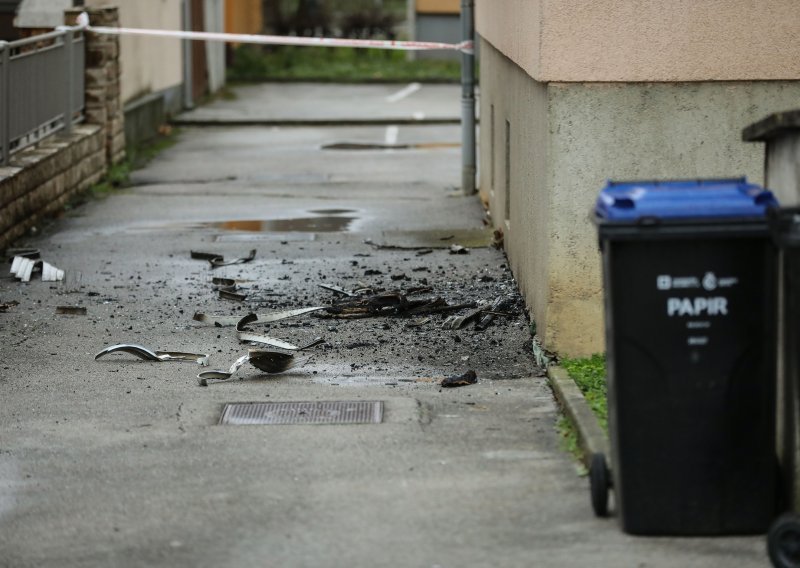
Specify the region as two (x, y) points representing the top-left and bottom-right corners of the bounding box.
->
(0, 25), (85, 166)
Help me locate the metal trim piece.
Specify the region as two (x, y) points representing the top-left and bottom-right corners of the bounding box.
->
(219, 401), (384, 425)
(94, 344), (209, 366)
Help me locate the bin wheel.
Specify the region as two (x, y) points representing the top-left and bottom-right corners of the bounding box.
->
(589, 452), (610, 518)
(768, 513), (800, 568)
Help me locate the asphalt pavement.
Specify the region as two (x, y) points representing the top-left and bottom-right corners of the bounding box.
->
(0, 83), (769, 567)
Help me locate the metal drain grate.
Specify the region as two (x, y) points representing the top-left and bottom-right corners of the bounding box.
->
(219, 401), (383, 425)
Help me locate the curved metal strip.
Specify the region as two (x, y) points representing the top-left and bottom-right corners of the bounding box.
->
(197, 353), (250, 386)
(94, 344), (161, 361)
(237, 332), (299, 350)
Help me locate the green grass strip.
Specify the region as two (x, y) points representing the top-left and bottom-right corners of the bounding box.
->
(561, 353), (608, 433)
(227, 45), (462, 83)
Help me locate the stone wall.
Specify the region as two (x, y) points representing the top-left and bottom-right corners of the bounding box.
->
(66, 6), (125, 165)
(0, 126), (105, 248)
(0, 7), (125, 250)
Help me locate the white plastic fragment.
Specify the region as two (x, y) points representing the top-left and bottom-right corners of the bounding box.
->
(10, 256), (65, 282)
(41, 262), (65, 282)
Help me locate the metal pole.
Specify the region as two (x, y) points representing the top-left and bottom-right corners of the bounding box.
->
(182, 0), (194, 109)
(61, 28), (74, 136)
(460, 0), (476, 195)
(0, 41), (9, 166)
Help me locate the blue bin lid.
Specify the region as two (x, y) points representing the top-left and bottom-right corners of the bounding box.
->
(595, 177), (778, 221)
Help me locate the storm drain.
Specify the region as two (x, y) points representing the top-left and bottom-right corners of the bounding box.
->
(219, 401), (383, 425)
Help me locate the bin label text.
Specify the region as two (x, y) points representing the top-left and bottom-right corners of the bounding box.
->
(657, 272), (739, 291)
(667, 297), (728, 317)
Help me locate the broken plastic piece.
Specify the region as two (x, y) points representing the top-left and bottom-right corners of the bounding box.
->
(62, 270), (83, 292)
(441, 370), (477, 388)
(190, 249), (257, 268)
(197, 350), (296, 386)
(95, 344), (209, 366)
(238, 333), (325, 351)
(41, 262), (64, 281)
(56, 306), (87, 315)
(449, 244), (469, 255)
(10, 256), (64, 282)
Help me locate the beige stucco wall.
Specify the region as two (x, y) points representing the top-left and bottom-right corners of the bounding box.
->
(86, 0), (183, 104)
(475, 0), (540, 80)
(479, 38), (800, 356)
(479, 41), (550, 340)
(477, 0), (800, 82)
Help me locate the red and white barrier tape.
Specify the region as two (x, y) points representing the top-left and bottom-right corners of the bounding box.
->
(76, 12), (473, 54)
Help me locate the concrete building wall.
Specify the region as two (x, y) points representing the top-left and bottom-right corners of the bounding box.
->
(540, 0), (800, 82)
(546, 80), (800, 354)
(475, 0), (540, 79)
(479, 38), (800, 356)
(477, 0), (800, 83)
(86, 0), (184, 105)
(479, 39), (550, 342)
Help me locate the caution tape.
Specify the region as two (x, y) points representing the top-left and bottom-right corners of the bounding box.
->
(75, 12), (473, 54)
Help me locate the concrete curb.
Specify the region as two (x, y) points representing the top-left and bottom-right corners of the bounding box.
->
(547, 365), (610, 469)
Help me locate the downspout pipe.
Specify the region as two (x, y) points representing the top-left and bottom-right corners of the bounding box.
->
(182, 0), (194, 109)
(460, 0), (476, 196)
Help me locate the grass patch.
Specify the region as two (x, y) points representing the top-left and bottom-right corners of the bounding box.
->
(227, 45), (462, 83)
(556, 415), (580, 457)
(127, 128), (180, 169)
(555, 415), (588, 475)
(561, 353), (608, 432)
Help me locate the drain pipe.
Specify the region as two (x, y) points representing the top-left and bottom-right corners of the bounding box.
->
(182, 0), (194, 109)
(460, 0), (476, 196)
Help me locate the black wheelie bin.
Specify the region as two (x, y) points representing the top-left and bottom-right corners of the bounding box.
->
(592, 177), (779, 535)
(768, 208), (800, 568)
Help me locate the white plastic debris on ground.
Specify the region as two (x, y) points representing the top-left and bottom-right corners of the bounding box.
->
(10, 256), (65, 282)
